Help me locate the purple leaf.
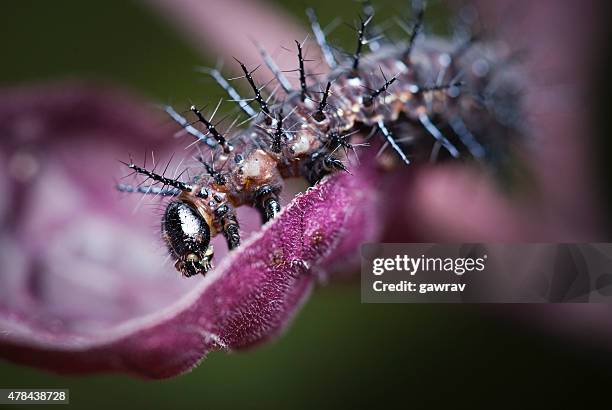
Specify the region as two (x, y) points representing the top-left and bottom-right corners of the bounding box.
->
(0, 83), (381, 378)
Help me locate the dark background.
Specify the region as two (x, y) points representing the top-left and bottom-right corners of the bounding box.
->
(1, 0), (611, 408)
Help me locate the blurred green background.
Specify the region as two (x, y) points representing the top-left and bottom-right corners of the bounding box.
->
(1, 0), (611, 408)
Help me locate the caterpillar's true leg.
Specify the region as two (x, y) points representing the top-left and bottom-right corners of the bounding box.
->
(254, 185), (282, 223)
(303, 151), (348, 185)
(215, 204), (241, 250)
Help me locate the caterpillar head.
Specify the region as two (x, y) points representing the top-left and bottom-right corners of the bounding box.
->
(162, 201), (214, 277)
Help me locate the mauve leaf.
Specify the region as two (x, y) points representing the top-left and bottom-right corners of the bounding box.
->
(0, 83), (381, 378)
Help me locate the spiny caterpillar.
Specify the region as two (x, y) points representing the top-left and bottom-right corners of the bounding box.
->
(118, 2), (524, 277)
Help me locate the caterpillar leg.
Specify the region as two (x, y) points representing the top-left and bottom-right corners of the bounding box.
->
(302, 151), (348, 185)
(214, 204), (241, 250)
(254, 185), (282, 223)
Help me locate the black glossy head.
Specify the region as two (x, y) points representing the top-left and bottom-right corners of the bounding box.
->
(162, 201), (213, 277)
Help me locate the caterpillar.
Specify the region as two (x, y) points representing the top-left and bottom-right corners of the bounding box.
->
(118, 2), (524, 278)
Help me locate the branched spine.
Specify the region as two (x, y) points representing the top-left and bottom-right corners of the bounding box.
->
(122, 161), (192, 191)
(234, 58), (271, 118)
(190, 106), (233, 153)
(295, 40), (308, 102)
(402, 8), (424, 62)
(363, 75), (397, 107)
(352, 14), (373, 72)
(314, 81), (332, 121)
